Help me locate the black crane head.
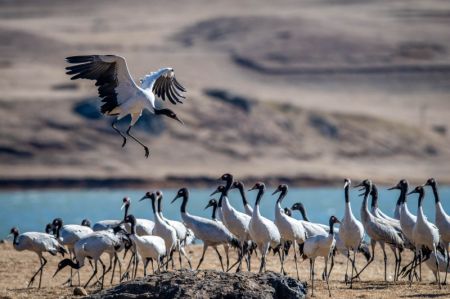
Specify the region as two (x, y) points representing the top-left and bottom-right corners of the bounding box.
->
(140, 192), (153, 202)
(329, 215), (341, 225)
(121, 197), (131, 210)
(388, 179), (408, 191)
(210, 185), (226, 196)
(155, 190), (163, 198)
(81, 219), (91, 228)
(354, 179), (371, 196)
(248, 182), (265, 192)
(9, 227), (19, 236)
(205, 198), (218, 210)
(344, 178), (351, 188)
(220, 173), (233, 181)
(424, 178), (437, 187)
(123, 214), (136, 225)
(272, 184), (288, 195)
(408, 185), (424, 196)
(52, 218), (63, 229)
(155, 108), (183, 125)
(284, 207), (292, 217)
(230, 180), (244, 190)
(45, 223), (53, 234)
(172, 187), (188, 203)
(291, 202), (305, 213)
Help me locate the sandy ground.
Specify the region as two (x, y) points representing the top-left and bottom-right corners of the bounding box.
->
(0, 242), (448, 299)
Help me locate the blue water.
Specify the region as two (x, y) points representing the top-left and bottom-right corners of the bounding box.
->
(1, 186), (449, 239)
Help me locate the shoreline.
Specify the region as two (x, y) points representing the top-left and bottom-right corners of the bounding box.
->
(0, 175), (447, 190)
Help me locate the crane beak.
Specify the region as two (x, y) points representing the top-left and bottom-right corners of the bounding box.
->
(248, 185), (258, 191)
(272, 189), (281, 195)
(407, 190), (417, 195)
(210, 189), (220, 196)
(387, 186), (398, 190)
(175, 116), (184, 125)
(120, 203), (127, 210)
(171, 194), (181, 204)
(139, 195), (149, 202)
(204, 202), (213, 210)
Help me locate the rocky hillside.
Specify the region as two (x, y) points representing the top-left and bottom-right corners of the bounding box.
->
(1, 0), (449, 187)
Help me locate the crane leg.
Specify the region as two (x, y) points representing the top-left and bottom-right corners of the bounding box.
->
(327, 249), (335, 280)
(380, 243), (387, 281)
(224, 245), (230, 271)
(180, 246), (192, 270)
(110, 255), (117, 284)
(353, 239), (376, 280)
(310, 259), (315, 297)
(280, 240), (285, 275)
(293, 241), (300, 280)
(85, 260), (98, 288)
(112, 119), (127, 147)
(126, 126), (149, 158)
(345, 250), (350, 285)
(196, 244), (208, 270)
(351, 250), (357, 288)
(445, 247), (449, 285)
(213, 246), (225, 271)
(28, 256), (46, 288)
(144, 258), (151, 277)
(325, 256), (331, 297)
(434, 246), (442, 289)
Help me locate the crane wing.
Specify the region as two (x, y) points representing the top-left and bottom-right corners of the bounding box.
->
(65, 55), (138, 114)
(152, 71), (186, 105)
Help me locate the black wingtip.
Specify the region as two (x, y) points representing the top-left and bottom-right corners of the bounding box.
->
(65, 55), (94, 64)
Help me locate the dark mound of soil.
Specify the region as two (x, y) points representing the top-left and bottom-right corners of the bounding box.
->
(86, 270), (307, 299)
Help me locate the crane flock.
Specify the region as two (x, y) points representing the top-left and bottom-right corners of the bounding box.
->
(7, 174), (450, 297)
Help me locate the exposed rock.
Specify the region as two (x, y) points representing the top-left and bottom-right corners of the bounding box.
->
(86, 270), (307, 299)
(73, 286), (88, 296)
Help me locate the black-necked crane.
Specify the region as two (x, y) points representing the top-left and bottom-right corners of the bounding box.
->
(53, 230), (129, 289)
(353, 179), (405, 282)
(65, 55), (186, 158)
(369, 184), (408, 281)
(212, 174), (252, 272)
(425, 178), (450, 284)
(302, 215), (341, 297)
(338, 179), (365, 288)
(205, 198), (232, 270)
(248, 182), (282, 273)
(171, 188), (240, 271)
(156, 190), (192, 269)
(409, 185), (442, 288)
(140, 192), (177, 270)
(121, 214), (166, 276)
(272, 184), (306, 279)
(9, 227), (67, 288)
(52, 218), (93, 286)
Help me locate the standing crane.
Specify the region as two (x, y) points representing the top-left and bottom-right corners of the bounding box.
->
(302, 216), (341, 297)
(352, 179), (405, 282)
(272, 184), (306, 279)
(121, 214), (166, 276)
(337, 179), (365, 288)
(140, 192), (177, 270)
(248, 182), (282, 273)
(425, 178), (450, 284)
(171, 188), (240, 271)
(65, 55), (186, 158)
(9, 227), (67, 288)
(156, 190), (192, 269)
(409, 185), (441, 288)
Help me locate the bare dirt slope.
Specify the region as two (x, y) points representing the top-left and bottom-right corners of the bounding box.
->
(1, 0), (450, 186)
